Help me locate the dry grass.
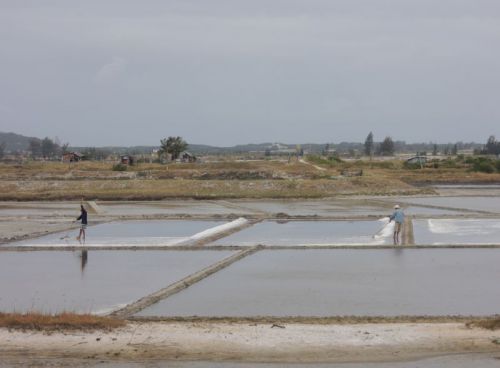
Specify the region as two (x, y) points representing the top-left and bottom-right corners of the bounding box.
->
(0, 312), (125, 331)
(0, 177), (430, 201)
(0, 160), (332, 180)
(397, 169), (500, 184)
(466, 318), (500, 330)
(2, 159), (497, 200)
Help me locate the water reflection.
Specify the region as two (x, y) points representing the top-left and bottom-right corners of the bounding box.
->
(80, 250), (88, 274)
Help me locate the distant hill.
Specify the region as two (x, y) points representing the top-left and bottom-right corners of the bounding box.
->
(0, 132), (38, 152)
(1, 131), (485, 156)
(68, 143), (316, 155)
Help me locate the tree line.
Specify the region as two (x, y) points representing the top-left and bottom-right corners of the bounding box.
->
(28, 137), (68, 160)
(363, 132), (395, 156)
(362, 133), (499, 157)
(482, 135), (500, 155)
(2, 133), (497, 162)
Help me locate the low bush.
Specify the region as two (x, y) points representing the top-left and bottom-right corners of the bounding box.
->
(438, 159), (460, 169)
(473, 161), (495, 173)
(403, 162), (422, 170)
(461, 156), (500, 173)
(112, 163), (127, 171)
(305, 154), (342, 167)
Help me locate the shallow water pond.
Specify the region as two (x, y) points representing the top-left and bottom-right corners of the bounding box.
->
(229, 199), (391, 216)
(2, 353), (499, 367)
(414, 219), (500, 245)
(0, 250), (234, 313)
(395, 196), (500, 213)
(98, 200), (240, 216)
(212, 220), (394, 246)
(8, 220), (226, 247)
(137, 249), (500, 317)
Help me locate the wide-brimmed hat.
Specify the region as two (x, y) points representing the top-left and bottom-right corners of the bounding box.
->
(394, 204), (400, 209)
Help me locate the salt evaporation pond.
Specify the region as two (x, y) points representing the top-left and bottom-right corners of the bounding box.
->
(8, 220), (226, 247)
(395, 197), (500, 213)
(0, 250), (234, 314)
(236, 200), (463, 216)
(414, 219), (500, 245)
(212, 220), (394, 246)
(3, 353), (499, 368)
(398, 206), (465, 216)
(229, 199), (391, 216)
(98, 200), (242, 216)
(137, 249), (500, 317)
(0, 202), (80, 217)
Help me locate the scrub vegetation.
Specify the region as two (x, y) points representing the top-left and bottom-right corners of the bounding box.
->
(467, 317), (500, 330)
(0, 312), (125, 331)
(0, 155), (499, 200)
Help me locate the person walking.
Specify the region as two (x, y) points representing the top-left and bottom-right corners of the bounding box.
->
(76, 204), (88, 243)
(389, 204), (404, 245)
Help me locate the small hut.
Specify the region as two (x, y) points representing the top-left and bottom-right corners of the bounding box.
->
(180, 151), (196, 163)
(406, 156), (427, 165)
(62, 152), (83, 162)
(120, 155), (135, 165)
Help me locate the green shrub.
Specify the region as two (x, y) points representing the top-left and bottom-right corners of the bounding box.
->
(473, 161), (494, 173)
(305, 154), (342, 167)
(112, 163), (127, 171)
(403, 162), (422, 170)
(327, 155), (343, 163)
(465, 156), (500, 173)
(439, 159), (459, 169)
(465, 156), (476, 164)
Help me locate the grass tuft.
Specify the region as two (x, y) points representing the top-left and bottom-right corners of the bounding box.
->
(0, 312), (125, 331)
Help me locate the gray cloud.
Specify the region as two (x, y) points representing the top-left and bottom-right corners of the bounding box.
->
(94, 57), (127, 84)
(0, 0), (499, 146)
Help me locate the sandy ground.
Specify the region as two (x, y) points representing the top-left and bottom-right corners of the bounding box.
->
(1, 322), (500, 363)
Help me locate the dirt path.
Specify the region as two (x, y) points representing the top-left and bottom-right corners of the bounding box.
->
(1, 321), (499, 363)
(299, 159), (327, 171)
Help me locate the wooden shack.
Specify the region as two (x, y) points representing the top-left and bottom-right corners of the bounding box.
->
(120, 155), (135, 165)
(62, 152), (82, 162)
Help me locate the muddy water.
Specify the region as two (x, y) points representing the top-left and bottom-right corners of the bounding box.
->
(414, 219), (500, 245)
(7, 220), (226, 247)
(2, 353), (499, 367)
(138, 249), (500, 317)
(0, 250), (233, 314)
(213, 220), (394, 246)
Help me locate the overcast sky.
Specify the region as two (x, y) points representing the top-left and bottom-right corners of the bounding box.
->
(1, 0), (499, 146)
